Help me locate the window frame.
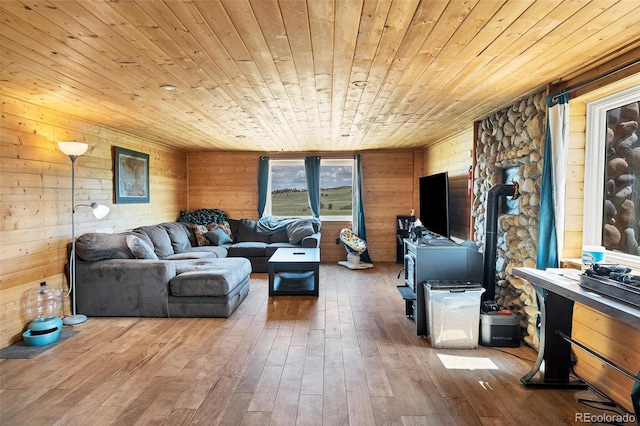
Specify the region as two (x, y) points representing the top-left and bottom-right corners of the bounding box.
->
(266, 157), (353, 221)
(583, 85), (640, 268)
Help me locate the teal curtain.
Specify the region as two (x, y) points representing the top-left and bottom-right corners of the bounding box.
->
(536, 93), (569, 269)
(304, 156), (321, 218)
(257, 156), (269, 218)
(353, 154), (372, 263)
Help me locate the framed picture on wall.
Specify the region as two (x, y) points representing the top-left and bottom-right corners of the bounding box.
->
(114, 146), (150, 203)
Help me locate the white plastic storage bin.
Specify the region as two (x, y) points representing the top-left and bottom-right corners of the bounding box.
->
(425, 280), (485, 349)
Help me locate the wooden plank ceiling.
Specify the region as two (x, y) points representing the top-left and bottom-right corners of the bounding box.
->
(1, 0), (640, 153)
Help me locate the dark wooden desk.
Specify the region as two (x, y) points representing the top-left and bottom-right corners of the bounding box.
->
(268, 248), (320, 297)
(513, 267), (640, 388)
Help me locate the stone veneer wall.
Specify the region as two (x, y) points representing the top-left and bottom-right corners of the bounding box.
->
(473, 91), (547, 349)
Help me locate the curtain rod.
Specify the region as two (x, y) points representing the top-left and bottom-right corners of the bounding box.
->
(551, 58), (640, 103)
(260, 154), (355, 159)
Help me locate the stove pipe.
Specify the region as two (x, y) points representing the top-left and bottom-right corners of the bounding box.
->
(482, 181), (520, 301)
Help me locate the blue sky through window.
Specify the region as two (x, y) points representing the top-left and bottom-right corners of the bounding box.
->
(271, 164), (352, 190)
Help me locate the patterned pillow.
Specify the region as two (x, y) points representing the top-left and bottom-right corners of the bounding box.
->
(193, 224), (209, 246)
(207, 221), (232, 238)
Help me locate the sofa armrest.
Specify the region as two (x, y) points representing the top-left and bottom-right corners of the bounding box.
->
(301, 232), (321, 248)
(75, 259), (176, 317)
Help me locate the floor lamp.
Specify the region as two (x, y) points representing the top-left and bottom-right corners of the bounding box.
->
(58, 142), (110, 325)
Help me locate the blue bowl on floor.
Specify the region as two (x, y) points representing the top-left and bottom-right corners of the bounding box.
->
(23, 317), (63, 346)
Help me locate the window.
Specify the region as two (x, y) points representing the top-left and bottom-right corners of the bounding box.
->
(268, 158), (353, 220)
(584, 85), (640, 267)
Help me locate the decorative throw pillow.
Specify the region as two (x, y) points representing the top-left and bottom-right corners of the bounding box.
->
(286, 219), (316, 245)
(205, 228), (233, 245)
(207, 221), (232, 238)
(193, 224), (209, 246)
(126, 234), (159, 260)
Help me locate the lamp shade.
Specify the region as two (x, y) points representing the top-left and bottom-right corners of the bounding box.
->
(58, 142), (88, 156)
(91, 203), (110, 219)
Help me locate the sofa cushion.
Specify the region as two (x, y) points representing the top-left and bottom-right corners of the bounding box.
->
(301, 233), (321, 248)
(265, 242), (297, 257)
(182, 246), (228, 258)
(131, 231), (155, 248)
(179, 222), (198, 247)
(170, 258), (252, 297)
(135, 225), (174, 258)
(227, 242), (268, 258)
(165, 251), (219, 260)
(205, 228), (233, 245)
(168, 276), (250, 318)
(126, 235), (159, 260)
(226, 218), (240, 240)
(76, 233), (134, 261)
(286, 219), (316, 244)
(237, 219), (270, 243)
(161, 222), (193, 253)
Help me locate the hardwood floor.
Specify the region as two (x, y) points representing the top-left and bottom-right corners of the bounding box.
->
(0, 263), (633, 425)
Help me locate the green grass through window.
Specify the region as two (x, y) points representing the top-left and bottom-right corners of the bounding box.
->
(272, 186), (351, 217)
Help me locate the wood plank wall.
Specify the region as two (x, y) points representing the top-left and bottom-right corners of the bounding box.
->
(4, 78), (637, 412)
(422, 128), (475, 240)
(572, 304), (640, 413)
(424, 106), (638, 412)
(565, 75), (640, 413)
(0, 96), (187, 347)
(186, 150), (417, 264)
(564, 100), (587, 259)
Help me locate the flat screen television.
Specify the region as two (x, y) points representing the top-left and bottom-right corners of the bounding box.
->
(419, 172), (450, 238)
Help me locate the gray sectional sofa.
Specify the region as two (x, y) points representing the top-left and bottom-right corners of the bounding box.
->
(72, 217), (321, 318)
(219, 217), (321, 272)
